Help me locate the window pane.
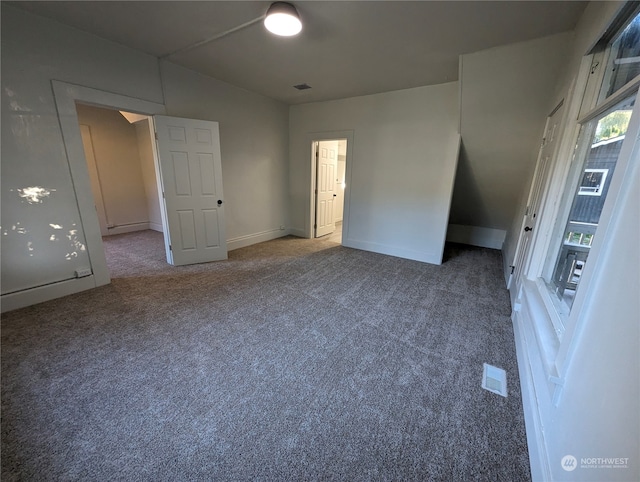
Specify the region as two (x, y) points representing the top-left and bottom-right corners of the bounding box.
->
(602, 12), (640, 98)
(546, 95), (635, 308)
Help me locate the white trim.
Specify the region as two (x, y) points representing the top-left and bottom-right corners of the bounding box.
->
(512, 310), (553, 482)
(305, 131), (355, 241)
(343, 237), (442, 265)
(525, 57), (593, 283)
(104, 222), (150, 235)
(506, 101), (566, 292)
(51, 80), (166, 291)
(1, 276), (97, 313)
(446, 224), (506, 250)
(146, 117), (173, 264)
(578, 73), (640, 124)
(227, 228), (290, 251)
(438, 134), (462, 263)
(288, 227), (306, 238)
(149, 222), (164, 233)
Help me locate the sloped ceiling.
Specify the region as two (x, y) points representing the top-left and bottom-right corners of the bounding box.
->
(11, 1), (588, 104)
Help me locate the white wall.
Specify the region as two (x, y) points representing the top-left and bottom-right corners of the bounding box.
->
(0, 5), (163, 298)
(290, 83), (460, 265)
(76, 104), (150, 235)
(135, 119), (163, 232)
(1, 5), (290, 309)
(453, 33), (572, 258)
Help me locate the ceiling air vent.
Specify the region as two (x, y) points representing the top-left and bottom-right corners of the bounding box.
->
(293, 83), (312, 90)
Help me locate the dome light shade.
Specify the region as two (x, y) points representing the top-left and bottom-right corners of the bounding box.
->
(264, 2), (302, 36)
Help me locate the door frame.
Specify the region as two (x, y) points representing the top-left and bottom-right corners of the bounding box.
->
(52, 80), (166, 286)
(306, 130), (354, 241)
(78, 124), (110, 236)
(314, 140), (340, 238)
(508, 100), (566, 301)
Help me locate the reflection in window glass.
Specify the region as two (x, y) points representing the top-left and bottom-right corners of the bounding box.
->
(578, 169), (609, 196)
(547, 96), (635, 308)
(602, 12), (640, 98)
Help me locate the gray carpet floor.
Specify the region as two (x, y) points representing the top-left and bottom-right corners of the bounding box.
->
(1, 230), (530, 481)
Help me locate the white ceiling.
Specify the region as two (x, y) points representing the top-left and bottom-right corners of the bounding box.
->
(11, 1), (588, 104)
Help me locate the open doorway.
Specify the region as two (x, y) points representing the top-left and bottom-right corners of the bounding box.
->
(311, 138), (348, 244)
(52, 80), (166, 289)
(75, 102), (168, 277)
(76, 104), (163, 237)
(53, 80), (228, 287)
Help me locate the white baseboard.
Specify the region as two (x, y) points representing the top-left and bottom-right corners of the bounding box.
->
(1, 275), (104, 313)
(512, 309), (553, 482)
(106, 222), (150, 235)
(446, 224), (506, 250)
(227, 228), (290, 251)
(343, 237), (441, 265)
(288, 227), (307, 238)
(149, 222), (163, 233)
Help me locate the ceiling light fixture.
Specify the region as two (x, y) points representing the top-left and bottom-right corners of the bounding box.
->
(264, 2), (302, 36)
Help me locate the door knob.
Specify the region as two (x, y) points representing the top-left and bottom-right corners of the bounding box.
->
(524, 226), (532, 232)
(217, 200), (223, 205)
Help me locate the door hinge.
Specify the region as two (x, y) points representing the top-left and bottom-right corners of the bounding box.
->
(169, 245), (172, 251)
(162, 191), (165, 198)
(510, 265), (515, 274)
(155, 131), (158, 140)
(314, 224), (317, 229)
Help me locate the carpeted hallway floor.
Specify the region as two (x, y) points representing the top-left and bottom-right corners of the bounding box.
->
(1, 231), (530, 481)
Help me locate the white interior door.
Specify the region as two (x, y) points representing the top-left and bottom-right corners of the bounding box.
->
(153, 115), (227, 266)
(315, 140), (339, 237)
(510, 101), (565, 297)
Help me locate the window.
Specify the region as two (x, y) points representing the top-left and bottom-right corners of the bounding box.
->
(540, 8), (640, 314)
(578, 169), (608, 196)
(601, 11), (640, 99)
(544, 96), (635, 308)
(510, 0), (640, 410)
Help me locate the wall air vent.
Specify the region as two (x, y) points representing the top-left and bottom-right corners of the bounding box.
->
(293, 83), (312, 90)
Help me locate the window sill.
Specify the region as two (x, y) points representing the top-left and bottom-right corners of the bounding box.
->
(515, 279), (566, 403)
(535, 277), (568, 341)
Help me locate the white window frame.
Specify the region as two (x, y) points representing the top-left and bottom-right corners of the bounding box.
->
(577, 168), (609, 196)
(513, 5), (640, 401)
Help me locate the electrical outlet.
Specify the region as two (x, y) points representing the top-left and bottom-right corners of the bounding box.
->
(75, 267), (92, 278)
